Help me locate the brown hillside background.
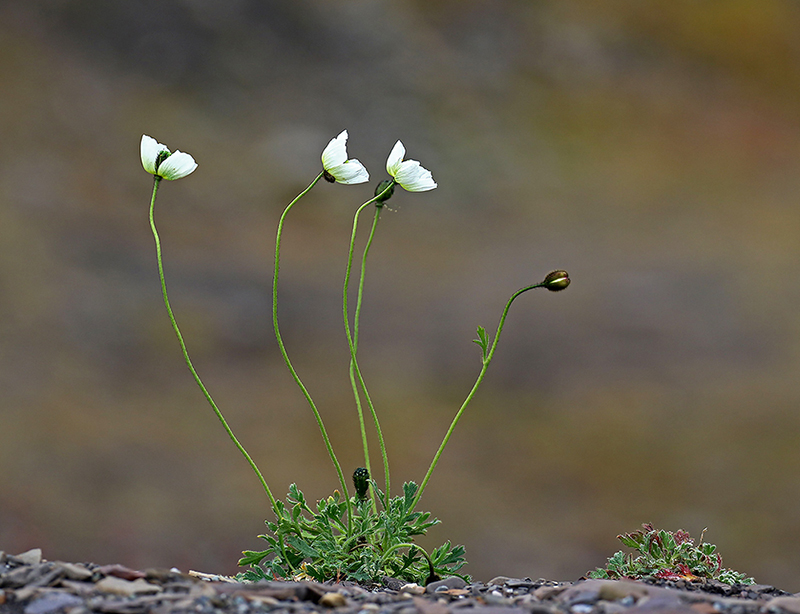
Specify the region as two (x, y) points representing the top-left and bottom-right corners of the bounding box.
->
(2, 0), (800, 589)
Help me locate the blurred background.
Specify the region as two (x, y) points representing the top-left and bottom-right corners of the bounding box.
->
(2, 0), (800, 590)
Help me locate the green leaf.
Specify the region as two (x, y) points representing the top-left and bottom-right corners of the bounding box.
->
(472, 326), (490, 360)
(238, 550), (270, 567)
(285, 535), (321, 560)
(618, 534), (640, 550)
(403, 481), (418, 511)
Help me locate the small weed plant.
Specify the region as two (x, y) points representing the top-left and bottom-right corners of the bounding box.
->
(141, 132), (569, 585)
(589, 524), (754, 585)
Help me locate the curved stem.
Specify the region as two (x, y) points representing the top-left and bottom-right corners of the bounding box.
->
(379, 542), (438, 584)
(343, 182), (395, 502)
(272, 172), (353, 529)
(148, 177), (277, 511)
(412, 282), (546, 509)
(348, 206), (382, 513)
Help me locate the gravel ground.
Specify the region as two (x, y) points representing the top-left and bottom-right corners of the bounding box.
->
(1, 549), (799, 614)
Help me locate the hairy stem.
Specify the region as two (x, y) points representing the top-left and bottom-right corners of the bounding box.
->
(272, 172), (353, 529)
(343, 182), (395, 502)
(412, 282), (546, 508)
(148, 177), (277, 511)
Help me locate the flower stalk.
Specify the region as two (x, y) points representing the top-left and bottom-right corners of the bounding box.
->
(147, 175), (277, 510)
(272, 171), (354, 528)
(412, 271), (570, 508)
(343, 181), (396, 506)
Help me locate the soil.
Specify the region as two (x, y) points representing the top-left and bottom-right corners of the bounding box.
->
(1, 548), (798, 614)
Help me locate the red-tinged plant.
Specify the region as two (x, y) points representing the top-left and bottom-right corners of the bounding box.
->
(588, 524), (754, 585)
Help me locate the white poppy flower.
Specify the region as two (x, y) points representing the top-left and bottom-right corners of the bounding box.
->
(385, 140), (437, 192)
(140, 134), (198, 180)
(321, 130), (369, 184)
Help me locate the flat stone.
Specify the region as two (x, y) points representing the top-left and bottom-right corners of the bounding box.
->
(24, 591), (84, 614)
(623, 603), (697, 614)
(54, 562), (93, 581)
(13, 549), (43, 566)
(597, 581), (651, 602)
(95, 564), (146, 581)
(426, 577), (467, 594)
(1, 564), (52, 589)
(413, 595), (452, 614)
(26, 567), (63, 589)
(319, 592), (347, 608)
(561, 580), (651, 605)
(765, 596), (800, 614)
(94, 577), (161, 597)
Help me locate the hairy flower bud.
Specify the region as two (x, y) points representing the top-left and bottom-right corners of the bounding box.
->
(374, 179), (395, 205)
(352, 467), (369, 500)
(542, 270), (570, 291)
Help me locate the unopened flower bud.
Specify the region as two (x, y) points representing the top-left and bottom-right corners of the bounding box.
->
(352, 467), (369, 500)
(542, 270), (570, 291)
(374, 179), (395, 206)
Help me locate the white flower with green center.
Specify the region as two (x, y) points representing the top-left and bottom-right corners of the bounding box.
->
(385, 140), (437, 192)
(140, 134), (198, 180)
(321, 130), (369, 184)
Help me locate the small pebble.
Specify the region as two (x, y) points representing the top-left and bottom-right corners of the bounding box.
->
(319, 592), (347, 608)
(24, 592), (84, 614)
(426, 577), (467, 594)
(13, 549), (42, 566)
(94, 577), (160, 597)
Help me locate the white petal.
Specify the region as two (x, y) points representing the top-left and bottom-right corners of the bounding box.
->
(140, 134), (168, 175)
(395, 160), (437, 192)
(385, 140), (405, 177)
(157, 151), (198, 180)
(321, 130), (369, 184)
(321, 130), (349, 170)
(329, 159), (370, 184)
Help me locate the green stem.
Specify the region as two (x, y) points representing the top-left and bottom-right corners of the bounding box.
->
(272, 172), (353, 529)
(148, 177), (277, 511)
(343, 183), (395, 502)
(379, 542), (438, 583)
(411, 282), (546, 509)
(347, 206), (381, 513)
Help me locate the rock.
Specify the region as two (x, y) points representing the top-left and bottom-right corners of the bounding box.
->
(54, 562), (92, 581)
(383, 577), (405, 591)
(95, 564), (146, 581)
(426, 577), (467, 594)
(560, 579), (650, 605)
(12, 549), (42, 566)
(596, 580), (651, 602)
(534, 585), (569, 600)
(94, 577), (161, 597)
(319, 592), (347, 608)
(1, 564), (53, 589)
(765, 596), (800, 614)
(23, 591), (84, 614)
(488, 577), (512, 586)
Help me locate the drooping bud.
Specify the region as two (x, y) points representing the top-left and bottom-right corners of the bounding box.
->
(374, 179), (395, 206)
(352, 467), (369, 500)
(542, 270), (570, 291)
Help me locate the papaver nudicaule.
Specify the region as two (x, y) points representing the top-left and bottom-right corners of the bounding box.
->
(141, 134), (197, 180)
(385, 140), (436, 192)
(321, 130), (369, 184)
